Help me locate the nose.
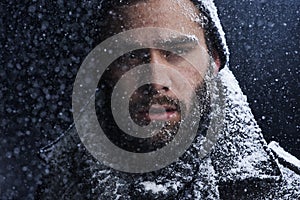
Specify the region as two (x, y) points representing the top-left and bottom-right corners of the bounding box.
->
(148, 49), (171, 93)
(149, 48), (165, 65)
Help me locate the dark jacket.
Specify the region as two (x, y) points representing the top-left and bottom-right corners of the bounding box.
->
(36, 67), (300, 199)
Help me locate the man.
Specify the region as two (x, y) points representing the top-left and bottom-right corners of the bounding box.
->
(36, 0), (300, 199)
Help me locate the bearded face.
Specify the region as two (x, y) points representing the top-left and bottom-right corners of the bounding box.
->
(94, 0), (219, 153)
(95, 50), (215, 153)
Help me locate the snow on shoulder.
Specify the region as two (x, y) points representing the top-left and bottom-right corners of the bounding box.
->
(140, 181), (168, 194)
(268, 141), (300, 174)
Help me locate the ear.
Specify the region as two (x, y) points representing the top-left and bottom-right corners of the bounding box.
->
(212, 49), (221, 75)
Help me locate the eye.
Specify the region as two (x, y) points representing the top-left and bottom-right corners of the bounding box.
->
(129, 53), (136, 59)
(118, 50), (151, 66)
(174, 48), (186, 55)
(124, 51), (137, 59)
(163, 48), (187, 61)
(166, 47), (191, 57)
(123, 51), (141, 62)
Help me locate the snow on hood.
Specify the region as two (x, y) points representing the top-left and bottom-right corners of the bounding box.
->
(191, 0), (230, 69)
(211, 66), (281, 183)
(98, 0), (230, 69)
(269, 141), (300, 174)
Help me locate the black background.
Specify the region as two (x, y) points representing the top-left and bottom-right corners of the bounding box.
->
(0, 0), (299, 199)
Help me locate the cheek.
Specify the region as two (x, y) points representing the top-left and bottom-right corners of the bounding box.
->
(180, 50), (210, 89)
(172, 59), (209, 108)
(188, 68), (205, 88)
(168, 67), (201, 109)
(177, 63), (207, 90)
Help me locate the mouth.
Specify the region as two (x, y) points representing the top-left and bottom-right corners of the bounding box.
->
(147, 104), (178, 121)
(136, 103), (180, 122)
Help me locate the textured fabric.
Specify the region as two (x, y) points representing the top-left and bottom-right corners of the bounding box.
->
(190, 0), (229, 70)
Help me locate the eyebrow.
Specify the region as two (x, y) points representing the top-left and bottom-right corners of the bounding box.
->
(117, 35), (200, 52)
(154, 35), (199, 49)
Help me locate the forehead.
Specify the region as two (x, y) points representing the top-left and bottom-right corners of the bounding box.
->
(113, 0), (206, 45)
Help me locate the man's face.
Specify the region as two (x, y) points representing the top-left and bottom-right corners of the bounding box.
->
(98, 0), (214, 149)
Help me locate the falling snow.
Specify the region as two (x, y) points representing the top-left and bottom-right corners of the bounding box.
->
(0, 0), (299, 199)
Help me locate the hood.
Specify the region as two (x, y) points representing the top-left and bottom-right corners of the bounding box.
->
(191, 0), (230, 70)
(98, 0), (230, 70)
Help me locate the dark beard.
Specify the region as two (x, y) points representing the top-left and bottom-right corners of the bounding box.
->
(91, 89), (211, 199)
(91, 60), (216, 198)
(95, 77), (211, 154)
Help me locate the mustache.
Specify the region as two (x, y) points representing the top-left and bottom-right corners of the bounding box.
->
(130, 95), (182, 112)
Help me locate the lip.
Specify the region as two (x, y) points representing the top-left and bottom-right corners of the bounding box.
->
(148, 110), (179, 121)
(137, 104), (179, 121)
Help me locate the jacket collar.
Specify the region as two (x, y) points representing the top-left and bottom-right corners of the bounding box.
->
(209, 67), (282, 197)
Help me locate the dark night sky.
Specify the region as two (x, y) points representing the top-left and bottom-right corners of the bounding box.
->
(215, 0), (299, 157)
(0, 0), (299, 199)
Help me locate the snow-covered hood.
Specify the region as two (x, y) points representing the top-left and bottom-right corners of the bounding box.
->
(98, 0), (229, 70)
(190, 0), (230, 70)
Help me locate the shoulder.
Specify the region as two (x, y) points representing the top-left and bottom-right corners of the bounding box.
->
(36, 125), (93, 198)
(268, 141), (300, 175)
(38, 124), (80, 163)
(267, 141), (300, 198)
